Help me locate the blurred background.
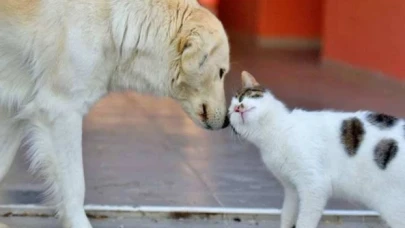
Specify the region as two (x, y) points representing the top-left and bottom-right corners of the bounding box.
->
(1, 0), (404, 227)
(198, 0), (405, 118)
(201, 0), (405, 81)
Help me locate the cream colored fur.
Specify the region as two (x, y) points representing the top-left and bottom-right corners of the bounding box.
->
(0, 0), (230, 227)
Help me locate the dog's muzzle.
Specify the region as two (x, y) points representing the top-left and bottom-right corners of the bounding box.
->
(221, 115), (230, 128)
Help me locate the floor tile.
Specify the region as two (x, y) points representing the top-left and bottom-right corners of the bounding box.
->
(0, 216), (388, 228)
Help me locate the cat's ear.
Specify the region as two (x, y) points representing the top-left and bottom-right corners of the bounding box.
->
(241, 71), (259, 88)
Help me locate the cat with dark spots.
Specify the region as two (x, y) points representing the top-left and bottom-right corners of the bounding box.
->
(229, 71), (405, 228)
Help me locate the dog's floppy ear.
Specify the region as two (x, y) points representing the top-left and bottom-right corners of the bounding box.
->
(179, 33), (209, 75)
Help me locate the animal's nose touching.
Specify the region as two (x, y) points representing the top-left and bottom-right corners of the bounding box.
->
(233, 104), (255, 114)
(234, 104), (245, 113)
(199, 103), (230, 130)
(229, 102), (256, 125)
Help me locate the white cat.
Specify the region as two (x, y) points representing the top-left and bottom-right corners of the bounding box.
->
(229, 71), (405, 228)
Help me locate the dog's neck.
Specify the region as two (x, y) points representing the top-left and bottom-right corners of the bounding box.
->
(106, 0), (194, 97)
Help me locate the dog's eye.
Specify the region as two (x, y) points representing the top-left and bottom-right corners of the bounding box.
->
(219, 68), (225, 79)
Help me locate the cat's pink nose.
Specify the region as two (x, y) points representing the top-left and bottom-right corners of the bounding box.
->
(234, 105), (243, 113)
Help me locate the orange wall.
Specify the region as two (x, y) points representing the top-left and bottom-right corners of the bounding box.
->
(257, 0), (322, 38)
(323, 0), (405, 79)
(218, 0), (260, 35)
(199, 0), (219, 15)
(218, 0), (322, 38)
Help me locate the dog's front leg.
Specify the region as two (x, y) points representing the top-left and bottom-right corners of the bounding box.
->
(53, 113), (92, 228)
(27, 112), (92, 228)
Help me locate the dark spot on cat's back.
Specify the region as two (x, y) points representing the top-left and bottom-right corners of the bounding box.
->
(374, 139), (398, 170)
(366, 112), (398, 129)
(341, 117), (365, 156)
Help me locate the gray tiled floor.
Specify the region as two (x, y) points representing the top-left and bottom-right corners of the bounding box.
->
(0, 216), (389, 228)
(0, 91), (367, 210)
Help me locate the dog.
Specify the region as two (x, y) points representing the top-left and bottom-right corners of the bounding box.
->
(0, 0), (230, 227)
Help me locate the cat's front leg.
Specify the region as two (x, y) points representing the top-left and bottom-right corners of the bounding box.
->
(295, 185), (329, 228)
(280, 187), (298, 228)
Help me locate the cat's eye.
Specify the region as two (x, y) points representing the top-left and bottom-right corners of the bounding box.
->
(219, 68), (225, 79)
(251, 94), (262, 98)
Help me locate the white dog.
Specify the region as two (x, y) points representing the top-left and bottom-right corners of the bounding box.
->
(0, 0), (230, 227)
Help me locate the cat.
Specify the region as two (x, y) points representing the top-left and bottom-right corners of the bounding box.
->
(228, 71), (405, 228)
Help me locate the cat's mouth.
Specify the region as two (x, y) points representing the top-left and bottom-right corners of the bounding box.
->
(236, 107), (256, 124)
(228, 106), (256, 135)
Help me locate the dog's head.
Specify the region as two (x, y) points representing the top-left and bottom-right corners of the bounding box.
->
(171, 5), (230, 130)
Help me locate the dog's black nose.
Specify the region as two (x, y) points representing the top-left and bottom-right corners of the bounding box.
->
(222, 115), (230, 128)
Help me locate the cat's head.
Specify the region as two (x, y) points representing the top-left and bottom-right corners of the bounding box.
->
(228, 71), (272, 128)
